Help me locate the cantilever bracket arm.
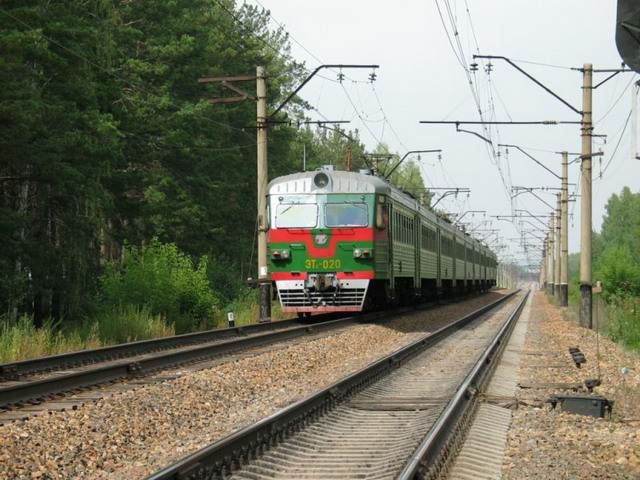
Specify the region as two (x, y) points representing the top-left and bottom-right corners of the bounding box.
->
(499, 143), (561, 180)
(473, 55), (582, 116)
(456, 123), (493, 145)
(383, 149), (441, 180)
(269, 64), (379, 120)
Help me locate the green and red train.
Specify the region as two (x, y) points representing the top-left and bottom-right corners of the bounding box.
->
(267, 167), (497, 314)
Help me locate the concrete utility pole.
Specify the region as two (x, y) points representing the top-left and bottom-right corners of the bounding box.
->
(580, 64), (593, 328)
(196, 70), (271, 321)
(548, 214), (555, 294)
(560, 152), (569, 306)
(256, 66), (271, 323)
(554, 192), (562, 300)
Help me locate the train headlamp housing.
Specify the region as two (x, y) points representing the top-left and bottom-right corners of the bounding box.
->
(313, 172), (330, 189)
(353, 248), (372, 258)
(272, 249), (291, 260)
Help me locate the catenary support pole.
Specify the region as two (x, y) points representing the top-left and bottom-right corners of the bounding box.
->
(560, 151), (569, 306)
(548, 214), (555, 295)
(257, 66), (271, 322)
(555, 192), (562, 300)
(580, 64), (593, 328)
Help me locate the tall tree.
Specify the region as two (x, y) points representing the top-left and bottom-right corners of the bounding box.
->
(1, 1), (121, 321)
(592, 187), (640, 297)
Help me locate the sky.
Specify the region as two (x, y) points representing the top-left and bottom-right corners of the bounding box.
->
(243, 0), (639, 269)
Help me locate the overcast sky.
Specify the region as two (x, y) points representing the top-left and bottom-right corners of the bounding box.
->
(244, 0), (639, 267)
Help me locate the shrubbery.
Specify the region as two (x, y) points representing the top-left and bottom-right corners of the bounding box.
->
(99, 239), (219, 333)
(603, 296), (640, 351)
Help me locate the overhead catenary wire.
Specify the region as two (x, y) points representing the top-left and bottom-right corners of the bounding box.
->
(238, 1), (411, 158)
(433, 0), (514, 203)
(599, 110), (632, 178)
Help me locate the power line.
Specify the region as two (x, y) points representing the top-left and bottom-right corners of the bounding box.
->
(595, 73), (637, 125)
(599, 110), (632, 178)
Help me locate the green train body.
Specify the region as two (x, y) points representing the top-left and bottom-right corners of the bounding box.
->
(267, 167), (497, 313)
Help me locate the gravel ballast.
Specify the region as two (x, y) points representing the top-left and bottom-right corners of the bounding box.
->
(0, 294), (506, 480)
(3, 290), (636, 480)
(502, 291), (640, 479)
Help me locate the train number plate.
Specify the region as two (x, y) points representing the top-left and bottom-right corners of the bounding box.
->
(305, 259), (342, 269)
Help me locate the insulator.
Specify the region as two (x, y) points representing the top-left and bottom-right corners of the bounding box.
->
(470, 62), (479, 72)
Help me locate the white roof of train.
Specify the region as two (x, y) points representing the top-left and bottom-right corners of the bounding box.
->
(268, 169), (391, 195)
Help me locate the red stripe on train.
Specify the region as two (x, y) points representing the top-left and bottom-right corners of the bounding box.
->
(269, 228), (374, 258)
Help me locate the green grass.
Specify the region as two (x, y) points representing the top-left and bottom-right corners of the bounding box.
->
(0, 316), (98, 363)
(0, 298), (295, 363)
(216, 293), (293, 328)
(566, 285), (640, 352)
(602, 296), (640, 352)
(89, 304), (175, 345)
(0, 305), (173, 363)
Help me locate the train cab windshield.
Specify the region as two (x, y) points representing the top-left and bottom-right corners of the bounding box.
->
(272, 195), (369, 229)
(325, 203), (368, 227)
(275, 203), (318, 228)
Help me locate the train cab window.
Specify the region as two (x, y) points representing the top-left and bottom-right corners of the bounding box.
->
(275, 203), (318, 228)
(376, 204), (389, 229)
(325, 203), (368, 227)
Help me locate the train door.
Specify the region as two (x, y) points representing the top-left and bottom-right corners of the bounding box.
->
(414, 213), (421, 295)
(436, 228), (441, 291)
(387, 202), (395, 296)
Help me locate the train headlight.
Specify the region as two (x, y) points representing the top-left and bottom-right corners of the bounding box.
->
(272, 249), (291, 260)
(313, 172), (329, 188)
(353, 248), (363, 258)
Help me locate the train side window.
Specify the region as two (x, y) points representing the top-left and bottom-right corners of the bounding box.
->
(376, 204), (389, 229)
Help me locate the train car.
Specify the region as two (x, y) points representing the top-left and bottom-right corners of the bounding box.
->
(267, 166), (496, 314)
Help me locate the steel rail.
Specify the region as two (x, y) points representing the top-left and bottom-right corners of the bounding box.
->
(0, 315), (340, 382)
(145, 291), (518, 480)
(397, 290), (529, 479)
(0, 315), (357, 409)
(0, 292), (483, 408)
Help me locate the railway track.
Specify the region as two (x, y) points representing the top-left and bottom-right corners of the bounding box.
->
(145, 290), (525, 480)
(0, 313), (359, 418)
(0, 296), (473, 420)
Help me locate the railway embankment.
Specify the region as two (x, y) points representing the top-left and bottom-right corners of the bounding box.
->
(502, 291), (640, 479)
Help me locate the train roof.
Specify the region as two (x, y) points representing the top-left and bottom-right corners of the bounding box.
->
(268, 169), (391, 196)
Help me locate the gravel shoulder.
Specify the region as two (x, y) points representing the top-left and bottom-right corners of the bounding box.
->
(0, 293), (507, 480)
(502, 291), (640, 480)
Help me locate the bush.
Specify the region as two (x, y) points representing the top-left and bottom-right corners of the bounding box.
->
(99, 239), (218, 332)
(604, 296), (640, 352)
(207, 255), (252, 305)
(594, 246), (640, 299)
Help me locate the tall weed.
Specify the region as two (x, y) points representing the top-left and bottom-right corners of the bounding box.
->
(92, 304), (174, 345)
(0, 316), (84, 362)
(604, 296), (640, 351)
